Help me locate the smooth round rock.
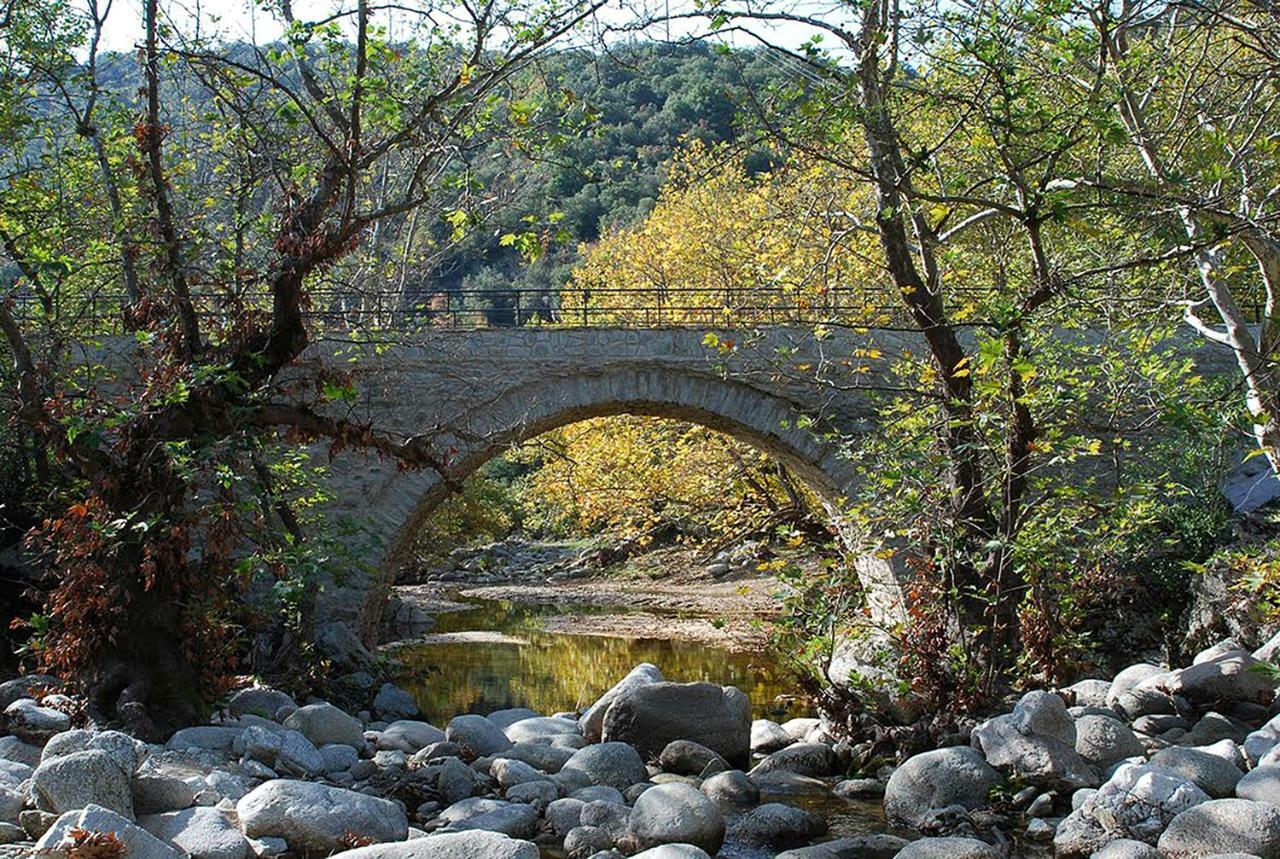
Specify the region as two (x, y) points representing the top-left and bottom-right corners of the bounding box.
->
(236, 779), (408, 852)
(560, 743), (647, 791)
(446, 715), (514, 757)
(282, 703), (364, 750)
(1149, 747), (1244, 799)
(729, 802), (825, 848)
(627, 783), (725, 854)
(884, 747), (1001, 828)
(894, 837), (1001, 858)
(1157, 798), (1280, 858)
(700, 770), (758, 807)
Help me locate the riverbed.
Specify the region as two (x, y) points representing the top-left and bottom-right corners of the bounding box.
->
(388, 591), (810, 725)
(381, 546), (915, 856)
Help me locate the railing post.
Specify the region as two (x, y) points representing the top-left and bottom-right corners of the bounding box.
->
(582, 290), (590, 327)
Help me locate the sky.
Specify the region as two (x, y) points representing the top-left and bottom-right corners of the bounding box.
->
(87, 0), (841, 55)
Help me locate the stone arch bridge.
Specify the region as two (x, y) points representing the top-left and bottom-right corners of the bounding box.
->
(295, 324), (1251, 660)
(301, 326), (920, 653)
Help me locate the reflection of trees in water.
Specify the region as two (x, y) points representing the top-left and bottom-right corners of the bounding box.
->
(395, 627), (801, 724)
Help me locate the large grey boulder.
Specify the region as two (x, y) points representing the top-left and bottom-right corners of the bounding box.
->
(0, 735), (42, 768)
(282, 702), (365, 749)
(729, 802), (825, 848)
(774, 834), (908, 859)
(0, 786), (23, 824)
(1246, 715), (1280, 766)
(434, 797), (510, 828)
(1157, 798), (1280, 857)
(167, 726), (245, 752)
(487, 708), (539, 730)
(747, 743), (836, 778)
(700, 769), (759, 807)
(1114, 685), (1178, 720)
(236, 779), (408, 852)
(1169, 651), (1279, 707)
(883, 747), (1001, 828)
(1183, 710), (1252, 746)
(132, 771), (198, 815)
(499, 741), (575, 774)
(504, 780), (557, 807)
(1012, 690), (1076, 746)
(35, 804), (182, 859)
(1107, 664), (1165, 708)
(1053, 762), (1210, 856)
(1239, 766), (1280, 804)
(1091, 839), (1162, 858)
(751, 719), (794, 753)
(658, 741), (727, 776)
(547, 797), (585, 837)
(504, 717), (579, 744)
(4, 699), (69, 743)
(1052, 809), (1113, 858)
(319, 743), (359, 774)
(31, 748), (134, 818)
(327, 831), (540, 859)
(601, 682), (750, 767)
(446, 715), (513, 757)
(1149, 746), (1244, 798)
(580, 664), (663, 743)
(629, 847), (712, 859)
(0, 759), (32, 791)
(579, 799), (630, 843)
(971, 713), (1099, 790)
(781, 718), (822, 742)
(437, 801), (537, 839)
(559, 742), (647, 791)
(564, 824), (612, 858)
(1075, 714), (1145, 768)
(894, 837), (1001, 858)
(0, 675), (61, 710)
(415, 757), (481, 805)
(1066, 679), (1112, 709)
(276, 730), (326, 777)
(233, 725), (282, 765)
(491, 758), (550, 789)
(45, 729), (147, 773)
(379, 720), (446, 753)
(140, 807), (250, 859)
(628, 783), (725, 855)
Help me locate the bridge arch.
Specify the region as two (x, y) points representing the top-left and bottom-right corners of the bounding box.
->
(350, 367), (872, 633)
(302, 327), (917, 648)
(394, 367), (859, 540)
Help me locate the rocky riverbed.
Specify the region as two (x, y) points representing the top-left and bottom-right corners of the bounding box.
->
(388, 539), (788, 643)
(382, 538), (802, 723)
(7, 636), (1280, 858)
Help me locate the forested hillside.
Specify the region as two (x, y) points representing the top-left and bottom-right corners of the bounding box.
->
(427, 44), (787, 320)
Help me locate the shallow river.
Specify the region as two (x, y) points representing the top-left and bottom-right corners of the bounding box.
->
(391, 594), (807, 724)
(386, 590), (1050, 857)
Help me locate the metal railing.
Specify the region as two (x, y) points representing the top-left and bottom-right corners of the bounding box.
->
(10, 285), (908, 333)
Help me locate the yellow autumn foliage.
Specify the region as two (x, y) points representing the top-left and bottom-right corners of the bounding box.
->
(513, 415), (819, 545)
(562, 141), (894, 326)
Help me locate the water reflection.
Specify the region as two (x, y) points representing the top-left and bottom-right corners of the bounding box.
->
(391, 595), (807, 723)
